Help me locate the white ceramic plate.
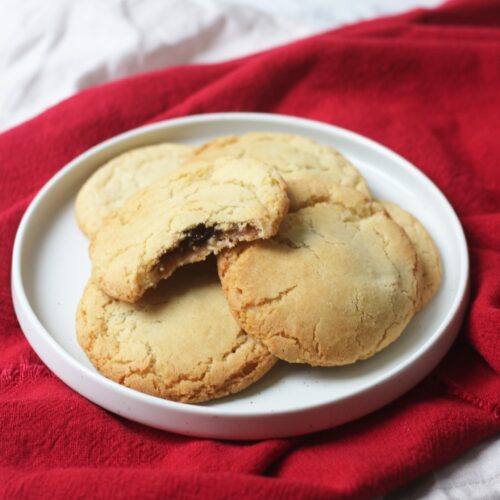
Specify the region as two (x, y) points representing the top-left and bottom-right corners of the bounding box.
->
(11, 113), (469, 440)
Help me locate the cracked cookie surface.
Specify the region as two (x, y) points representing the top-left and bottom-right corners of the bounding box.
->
(77, 261), (277, 403)
(90, 157), (289, 303)
(76, 143), (192, 238)
(218, 184), (419, 366)
(382, 201), (442, 309)
(193, 132), (370, 197)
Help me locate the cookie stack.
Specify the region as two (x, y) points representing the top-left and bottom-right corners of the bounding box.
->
(75, 133), (441, 404)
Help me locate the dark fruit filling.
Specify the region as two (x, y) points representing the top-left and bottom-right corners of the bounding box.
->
(179, 223), (221, 250)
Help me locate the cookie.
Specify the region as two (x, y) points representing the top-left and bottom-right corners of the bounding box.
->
(77, 261), (276, 403)
(382, 201), (442, 309)
(193, 132), (370, 197)
(217, 183), (419, 366)
(90, 157), (289, 303)
(76, 143), (191, 238)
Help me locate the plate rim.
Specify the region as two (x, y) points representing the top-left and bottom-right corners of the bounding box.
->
(11, 112), (469, 421)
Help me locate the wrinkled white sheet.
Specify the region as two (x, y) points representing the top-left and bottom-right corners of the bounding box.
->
(1, 0), (442, 131)
(389, 433), (500, 500)
(1, 0), (498, 498)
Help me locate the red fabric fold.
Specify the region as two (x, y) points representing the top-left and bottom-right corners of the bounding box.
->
(1, 1), (499, 498)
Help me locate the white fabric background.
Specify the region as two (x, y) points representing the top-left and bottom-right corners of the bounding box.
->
(0, 0), (498, 497)
(1, 0), (443, 131)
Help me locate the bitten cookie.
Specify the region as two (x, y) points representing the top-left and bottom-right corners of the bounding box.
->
(382, 201), (442, 309)
(193, 132), (370, 197)
(218, 183), (420, 367)
(77, 261), (276, 404)
(76, 143), (192, 238)
(90, 157), (289, 303)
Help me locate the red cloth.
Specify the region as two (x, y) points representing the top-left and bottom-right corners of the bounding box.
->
(1, 1), (499, 498)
